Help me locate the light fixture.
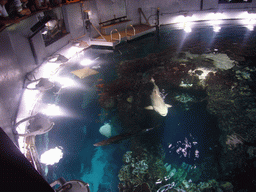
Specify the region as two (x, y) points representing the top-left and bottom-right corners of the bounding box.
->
(40, 146), (63, 165)
(247, 24), (254, 31)
(48, 54), (69, 63)
(184, 25), (192, 33)
(51, 77), (77, 88)
(40, 104), (65, 116)
(214, 12), (224, 20)
(50, 178), (90, 192)
(80, 58), (93, 66)
(26, 78), (54, 91)
(213, 26), (221, 32)
(65, 46), (84, 59)
(15, 113), (54, 137)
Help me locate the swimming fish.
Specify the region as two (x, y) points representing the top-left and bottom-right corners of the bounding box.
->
(93, 127), (154, 146)
(144, 78), (172, 116)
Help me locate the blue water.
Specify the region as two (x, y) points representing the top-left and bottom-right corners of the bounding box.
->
(35, 24), (256, 192)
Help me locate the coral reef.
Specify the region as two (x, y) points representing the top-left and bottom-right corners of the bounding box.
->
(174, 93), (194, 103)
(156, 179), (234, 192)
(118, 143), (167, 192)
(205, 63), (256, 190)
(98, 36), (256, 191)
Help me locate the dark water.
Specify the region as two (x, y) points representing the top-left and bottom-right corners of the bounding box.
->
(36, 24), (256, 192)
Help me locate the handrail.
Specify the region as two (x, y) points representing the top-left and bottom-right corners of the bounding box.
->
(110, 29), (121, 43)
(99, 16), (127, 26)
(138, 8), (150, 25)
(125, 24), (136, 37)
(91, 23), (107, 41)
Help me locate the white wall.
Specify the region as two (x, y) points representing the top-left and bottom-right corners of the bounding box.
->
(6, 16), (40, 66)
(125, 0), (256, 26)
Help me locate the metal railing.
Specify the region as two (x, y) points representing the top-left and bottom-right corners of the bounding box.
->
(125, 24), (136, 37)
(110, 29), (121, 43)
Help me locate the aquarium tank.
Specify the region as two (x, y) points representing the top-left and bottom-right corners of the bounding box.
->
(28, 18), (256, 192)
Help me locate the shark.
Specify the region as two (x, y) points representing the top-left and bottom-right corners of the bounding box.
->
(144, 78), (172, 116)
(94, 127), (154, 146)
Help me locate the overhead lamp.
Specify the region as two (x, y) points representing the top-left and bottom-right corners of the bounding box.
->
(15, 113), (54, 137)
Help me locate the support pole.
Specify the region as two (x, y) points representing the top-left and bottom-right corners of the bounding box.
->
(156, 7), (160, 35)
(200, 0), (203, 10)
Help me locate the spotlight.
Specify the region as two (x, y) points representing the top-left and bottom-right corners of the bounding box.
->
(52, 77), (77, 88)
(213, 26), (221, 32)
(40, 146), (63, 165)
(80, 58), (93, 66)
(40, 104), (64, 116)
(247, 25), (254, 31)
(184, 26), (192, 33)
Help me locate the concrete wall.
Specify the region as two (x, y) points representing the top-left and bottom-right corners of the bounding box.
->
(0, 30), (27, 141)
(126, 0), (201, 26)
(6, 16), (40, 67)
(126, 0), (256, 26)
(63, 3), (84, 39)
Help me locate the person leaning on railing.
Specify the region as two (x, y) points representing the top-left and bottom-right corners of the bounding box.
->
(0, 0), (18, 26)
(0, 0), (9, 18)
(0, 0), (31, 27)
(5, 0), (30, 18)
